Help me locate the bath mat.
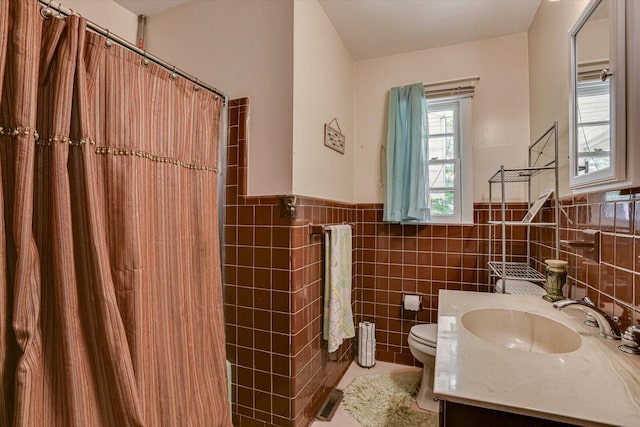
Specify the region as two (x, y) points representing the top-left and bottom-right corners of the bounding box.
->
(342, 372), (438, 427)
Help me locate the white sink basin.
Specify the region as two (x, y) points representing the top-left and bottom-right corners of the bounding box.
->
(461, 308), (582, 354)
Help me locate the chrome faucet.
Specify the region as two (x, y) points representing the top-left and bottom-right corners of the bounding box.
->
(553, 298), (621, 340)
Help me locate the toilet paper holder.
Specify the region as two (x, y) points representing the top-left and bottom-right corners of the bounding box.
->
(402, 294), (422, 311)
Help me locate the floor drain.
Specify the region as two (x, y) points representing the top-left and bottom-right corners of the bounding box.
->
(315, 388), (343, 421)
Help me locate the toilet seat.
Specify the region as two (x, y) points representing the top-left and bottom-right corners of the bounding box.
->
(409, 324), (438, 348)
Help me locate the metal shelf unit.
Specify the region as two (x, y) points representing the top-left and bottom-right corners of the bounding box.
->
(488, 122), (560, 292)
(488, 261), (546, 282)
(487, 166), (555, 183)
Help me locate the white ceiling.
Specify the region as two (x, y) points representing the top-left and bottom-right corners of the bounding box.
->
(114, 0), (190, 16)
(318, 0), (541, 60)
(114, 0), (542, 61)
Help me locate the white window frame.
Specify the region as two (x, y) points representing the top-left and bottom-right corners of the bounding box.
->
(425, 96), (473, 224)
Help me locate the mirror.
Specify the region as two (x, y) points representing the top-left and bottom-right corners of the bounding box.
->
(569, 0), (625, 189)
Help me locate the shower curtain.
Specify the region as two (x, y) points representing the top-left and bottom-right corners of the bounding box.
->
(0, 1), (230, 425)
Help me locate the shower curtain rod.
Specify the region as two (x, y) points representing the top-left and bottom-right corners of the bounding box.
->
(37, 0), (226, 102)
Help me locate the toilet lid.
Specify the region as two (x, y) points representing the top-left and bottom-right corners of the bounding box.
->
(409, 323), (438, 346)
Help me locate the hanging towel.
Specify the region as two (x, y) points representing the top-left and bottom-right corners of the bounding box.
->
(323, 225), (355, 353)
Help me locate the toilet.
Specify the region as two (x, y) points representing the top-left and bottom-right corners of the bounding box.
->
(407, 323), (439, 412)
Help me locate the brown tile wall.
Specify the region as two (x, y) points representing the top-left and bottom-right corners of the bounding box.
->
(356, 204), (480, 365)
(288, 198), (355, 427)
(532, 192), (640, 330)
(225, 99), (295, 427)
(353, 202), (530, 365)
(224, 99), (353, 427)
(224, 98), (640, 426)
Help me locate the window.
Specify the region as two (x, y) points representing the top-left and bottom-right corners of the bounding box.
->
(426, 96), (473, 223)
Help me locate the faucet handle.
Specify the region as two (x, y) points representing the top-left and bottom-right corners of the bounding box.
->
(582, 296), (598, 327)
(584, 311), (599, 328)
(619, 326), (640, 355)
(571, 297), (601, 327)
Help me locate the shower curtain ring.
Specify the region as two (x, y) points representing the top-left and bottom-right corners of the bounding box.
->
(169, 66), (178, 81)
(193, 78), (200, 91)
(40, 0), (55, 19)
(41, 3), (54, 19)
(142, 51), (150, 67)
(52, 1), (64, 18)
(105, 30), (114, 48)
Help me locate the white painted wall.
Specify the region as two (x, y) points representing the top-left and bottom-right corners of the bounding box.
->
(292, 0), (355, 202)
(145, 0), (295, 196)
(527, 0), (589, 198)
(62, 0), (138, 44)
(354, 33), (531, 203)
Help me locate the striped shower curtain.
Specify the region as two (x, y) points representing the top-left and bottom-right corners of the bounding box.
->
(0, 1), (230, 425)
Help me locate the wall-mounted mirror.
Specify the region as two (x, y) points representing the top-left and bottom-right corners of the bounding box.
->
(569, 0), (626, 189)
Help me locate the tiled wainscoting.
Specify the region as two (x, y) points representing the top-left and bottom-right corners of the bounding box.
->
(223, 98), (640, 427)
(224, 99), (355, 427)
(533, 193), (640, 330)
(353, 202), (530, 365)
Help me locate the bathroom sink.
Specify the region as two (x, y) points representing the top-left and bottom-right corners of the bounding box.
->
(461, 308), (582, 354)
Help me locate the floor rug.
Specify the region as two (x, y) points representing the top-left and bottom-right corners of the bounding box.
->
(342, 372), (438, 427)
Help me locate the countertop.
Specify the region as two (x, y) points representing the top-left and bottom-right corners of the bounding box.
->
(434, 290), (640, 427)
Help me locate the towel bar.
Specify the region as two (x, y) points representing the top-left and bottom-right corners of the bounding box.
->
(309, 222), (355, 236)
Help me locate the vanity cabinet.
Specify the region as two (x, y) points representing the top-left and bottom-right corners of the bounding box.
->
(439, 400), (579, 427)
(435, 291), (640, 427)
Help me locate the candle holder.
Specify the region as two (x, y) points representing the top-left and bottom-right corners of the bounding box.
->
(543, 259), (568, 302)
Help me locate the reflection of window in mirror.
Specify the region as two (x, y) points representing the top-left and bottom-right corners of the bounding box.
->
(576, 75), (609, 174)
(569, 0), (625, 190)
(576, 0), (609, 176)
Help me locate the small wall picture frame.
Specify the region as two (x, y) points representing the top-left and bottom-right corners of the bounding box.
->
(324, 118), (345, 154)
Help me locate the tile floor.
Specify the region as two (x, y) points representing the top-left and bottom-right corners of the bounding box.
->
(309, 361), (432, 427)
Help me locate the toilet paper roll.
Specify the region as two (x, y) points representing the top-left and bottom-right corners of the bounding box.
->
(358, 321), (376, 367)
(403, 294), (421, 311)
(359, 321), (375, 341)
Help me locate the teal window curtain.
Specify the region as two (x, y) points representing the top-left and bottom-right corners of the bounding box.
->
(383, 83), (430, 222)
